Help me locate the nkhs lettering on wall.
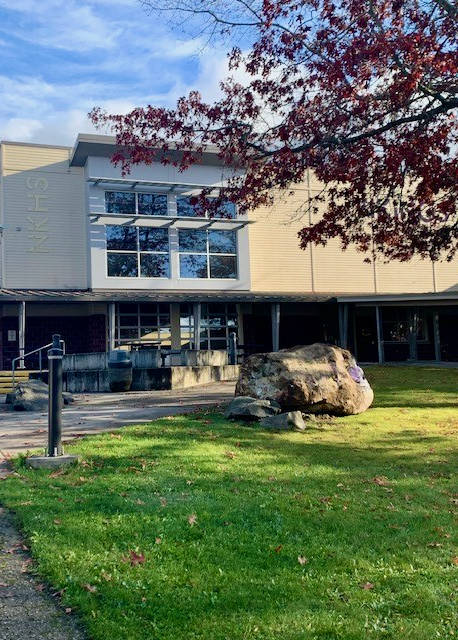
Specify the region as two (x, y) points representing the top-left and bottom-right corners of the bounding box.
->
(26, 176), (49, 253)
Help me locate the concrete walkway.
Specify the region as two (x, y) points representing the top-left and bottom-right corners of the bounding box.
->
(0, 382), (235, 457)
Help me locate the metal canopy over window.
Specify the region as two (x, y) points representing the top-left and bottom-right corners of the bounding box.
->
(87, 177), (254, 229)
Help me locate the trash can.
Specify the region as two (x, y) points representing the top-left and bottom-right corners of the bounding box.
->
(108, 350), (133, 392)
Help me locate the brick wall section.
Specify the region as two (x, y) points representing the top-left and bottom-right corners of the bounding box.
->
(1, 314), (106, 369)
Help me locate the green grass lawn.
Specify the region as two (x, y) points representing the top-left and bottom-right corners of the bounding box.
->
(1, 366), (457, 640)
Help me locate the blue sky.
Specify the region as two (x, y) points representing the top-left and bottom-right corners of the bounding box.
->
(0, 0), (233, 145)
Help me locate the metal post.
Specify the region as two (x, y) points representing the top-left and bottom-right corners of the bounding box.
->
(228, 331), (237, 365)
(408, 309), (418, 361)
(433, 311), (441, 362)
(271, 302), (280, 352)
(48, 334), (63, 457)
(338, 303), (349, 349)
(18, 301), (26, 369)
(193, 302), (201, 351)
(375, 306), (384, 364)
(108, 302), (116, 352)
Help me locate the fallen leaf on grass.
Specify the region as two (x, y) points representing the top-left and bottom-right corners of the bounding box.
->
(155, 537), (162, 545)
(65, 608), (72, 614)
(82, 583), (97, 593)
(110, 433), (122, 440)
(53, 519), (62, 525)
(297, 555), (308, 565)
(35, 583), (46, 592)
(101, 571), (112, 581)
(122, 550), (146, 566)
(360, 582), (374, 590)
(159, 497), (167, 507)
(372, 476), (391, 487)
(451, 556), (458, 565)
(427, 541), (443, 548)
(135, 499), (145, 505)
(224, 451), (237, 459)
(274, 545), (283, 553)
(49, 469), (64, 478)
(188, 514), (197, 527)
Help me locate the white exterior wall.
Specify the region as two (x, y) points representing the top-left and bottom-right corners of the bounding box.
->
(87, 156), (251, 291)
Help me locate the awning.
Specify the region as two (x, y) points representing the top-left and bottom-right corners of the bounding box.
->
(0, 289), (335, 304)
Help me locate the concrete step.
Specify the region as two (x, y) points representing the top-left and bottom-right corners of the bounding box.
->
(0, 371), (32, 393)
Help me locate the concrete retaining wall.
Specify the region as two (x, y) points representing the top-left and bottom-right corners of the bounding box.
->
(32, 364), (239, 393)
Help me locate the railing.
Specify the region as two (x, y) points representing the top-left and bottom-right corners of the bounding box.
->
(12, 340), (66, 387)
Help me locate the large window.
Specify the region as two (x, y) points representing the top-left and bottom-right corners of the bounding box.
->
(178, 229), (237, 279)
(115, 303), (171, 346)
(106, 225), (169, 278)
(382, 309), (428, 343)
(179, 303), (238, 350)
(105, 191), (168, 216)
(105, 191), (236, 218)
(177, 196), (237, 218)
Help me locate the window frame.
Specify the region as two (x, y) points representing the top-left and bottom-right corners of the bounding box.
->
(115, 303), (171, 347)
(178, 228), (238, 280)
(106, 225), (170, 279)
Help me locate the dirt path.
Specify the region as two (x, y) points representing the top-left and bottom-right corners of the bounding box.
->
(0, 504), (86, 640)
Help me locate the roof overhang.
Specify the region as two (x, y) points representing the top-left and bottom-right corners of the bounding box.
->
(337, 292), (458, 305)
(70, 133), (233, 168)
(0, 289), (335, 304)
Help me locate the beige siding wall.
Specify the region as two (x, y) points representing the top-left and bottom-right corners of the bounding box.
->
(249, 171), (458, 295)
(1, 142), (87, 290)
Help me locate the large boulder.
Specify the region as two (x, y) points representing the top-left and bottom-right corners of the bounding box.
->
(224, 396), (281, 421)
(235, 343), (373, 416)
(7, 380), (74, 411)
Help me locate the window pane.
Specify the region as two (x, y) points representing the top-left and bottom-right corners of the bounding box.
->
(209, 255), (237, 279)
(177, 196), (198, 217)
(140, 327), (158, 339)
(158, 303), (170, 315)
(209, 230), (236, 254)
(139, 227), (169, 252)
(120, 328), (139, 340)
(106, 225), (137, 250)
(119, 303), (138, 314)
(214, 200), (237, 219)
(178, 229), (207, 252)
(179, 254), (208, 278)
(140, 315), (157, 326)
(140, 254), (170, 278)
(107, 253), (138, 277)
(138, 193), (168, 216)
(105, 191), (135, 214)
(210, 339), (227, 350)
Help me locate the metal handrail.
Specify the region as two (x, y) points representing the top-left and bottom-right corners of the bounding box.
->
(12, 340), (66, 387)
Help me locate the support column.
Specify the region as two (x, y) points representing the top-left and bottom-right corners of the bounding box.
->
(108, 303), (116, 352)
(433, 311), (441, 362)
(271, 302), (280, 352)
(408, 309), (418, 361)
(375, 306), (384, 364)
(193, 302), (201, 351)
(338, 303), (349, 349)
(18, 301), (26, 369)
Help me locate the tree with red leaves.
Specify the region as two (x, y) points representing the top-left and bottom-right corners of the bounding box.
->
(91, 0), (457, 261)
